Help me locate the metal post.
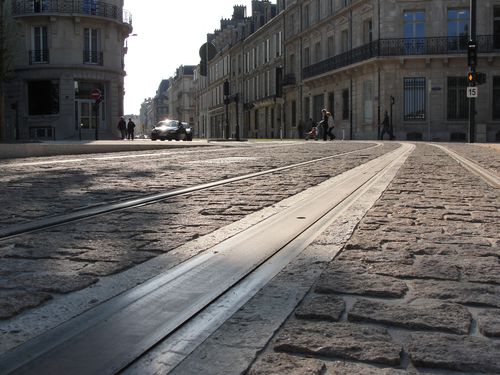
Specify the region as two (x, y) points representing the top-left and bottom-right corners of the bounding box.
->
(94, 102), (99, 140)
(468, 0), (476, 143)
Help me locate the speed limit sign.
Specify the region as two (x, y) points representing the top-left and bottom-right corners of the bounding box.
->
(467, 87), (478, 98)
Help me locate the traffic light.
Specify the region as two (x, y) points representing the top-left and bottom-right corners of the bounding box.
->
(468, 41), (477, 68)
(467, 71), (476, 85)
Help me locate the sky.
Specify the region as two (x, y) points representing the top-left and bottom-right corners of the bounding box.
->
(123, 0), (254, 115)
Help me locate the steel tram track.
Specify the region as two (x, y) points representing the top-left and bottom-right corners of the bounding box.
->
(0, 144), (382, 241)
(0, 143), (415, 375)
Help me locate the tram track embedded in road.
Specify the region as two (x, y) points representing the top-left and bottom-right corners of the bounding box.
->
(0, 143), (414, 375)
(0, 144), (382, 241)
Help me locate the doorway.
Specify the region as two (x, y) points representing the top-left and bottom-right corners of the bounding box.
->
(76, 99), (102, 139)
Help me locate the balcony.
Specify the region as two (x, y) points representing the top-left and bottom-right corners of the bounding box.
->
(29, 49), (49, 64)
(303, 35), (497, 80)
(83, 50), (103, 65)
(11, 0), (132, 26)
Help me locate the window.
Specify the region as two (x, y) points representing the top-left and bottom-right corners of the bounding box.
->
(327, 36), (334, 57)
(341, 30), (349, 52)
(494, 7), (500, 49)
(82, 0), (97, 15)
(304, 47), (310, 66)
(303, 4), (310, 28)
(342, 89), (349, 120)
(404, 77), (426, 120)
(493, 77), (500, 119)
(363, 19), (373, 44)
(363, 80), (373, 123)
(84, 28), (100, 64)
(447, 77), (468, 120)
(31, 26), (48, 63)
(33, 0), (49, 12)
(447, 9), (469, 51)
(289, 53), (295, 75)
(315, 0), (320, 22)
(314, 42), (321, 63)
(403, 11), (425, 53)
(28, 80), (59, 115)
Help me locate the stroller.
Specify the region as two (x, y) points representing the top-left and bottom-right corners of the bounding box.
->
(305, 125), (318, 140)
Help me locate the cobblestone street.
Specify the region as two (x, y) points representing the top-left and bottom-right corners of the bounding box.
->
(0, 141), (498, 374)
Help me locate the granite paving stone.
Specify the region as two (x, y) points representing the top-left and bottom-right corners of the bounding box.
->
(476, 309), (500, 337)
(273, 320), (402, 366)
(407, 332), (500, 373)
(0, 290), (52, 319)
(409, 279), (500, 308)
(315, 264), (409, 298)
(294, 294), (345, 322)
(348, 299), (471, 334)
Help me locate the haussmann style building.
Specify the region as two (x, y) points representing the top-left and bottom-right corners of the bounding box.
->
(3, 0), (132, 140)
(194, 0), (499, 142)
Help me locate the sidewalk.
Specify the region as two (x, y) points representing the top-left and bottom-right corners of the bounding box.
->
(0, 139), (211, 159)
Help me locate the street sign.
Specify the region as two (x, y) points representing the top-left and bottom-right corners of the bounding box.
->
(91, 88), (102, 100)
(467, 87), (478, 98)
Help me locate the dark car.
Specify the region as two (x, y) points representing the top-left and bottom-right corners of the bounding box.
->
(151, 119), (193, 141)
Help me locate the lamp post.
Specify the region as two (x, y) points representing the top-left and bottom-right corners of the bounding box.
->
(235, 93), (239, 141)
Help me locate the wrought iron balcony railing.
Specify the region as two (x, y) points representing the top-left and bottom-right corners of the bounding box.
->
(11, 0), (132, 25)
(83, 50), (103, 65)
(303, 35), (497, 79)
(29, 49), (49, 64)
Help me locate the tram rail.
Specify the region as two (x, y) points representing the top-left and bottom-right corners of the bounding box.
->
(0, 144), (382, 241)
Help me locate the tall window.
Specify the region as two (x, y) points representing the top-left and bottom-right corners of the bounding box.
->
(494, 7), (500, 49)
(28, 80), (59, 115)
(32, 26), (48, 63)
(33, 0), (49, 12)
(342, 89), (349, 120)
(314, 42), (321, 63)
(493, 77), (500, 119)
(289, 53), (295, 75)
(448, 9), (469, 51)
(84, 28), (100, 64)
(327, 36), (334, 57)
(447, 77), (468, 120)
(304, 47), (310, 66)
(341, 30), (349, 52)
(363, 19), (373, 44)
(404, 11), (425, 54)
(303, 4), (310, 28)
(404, 77), (426, 120)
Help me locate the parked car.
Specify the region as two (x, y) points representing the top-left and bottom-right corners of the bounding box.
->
(151, 120), (193, 141)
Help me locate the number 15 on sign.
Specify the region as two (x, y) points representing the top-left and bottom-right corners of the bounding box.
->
(467, 87), (478, 98)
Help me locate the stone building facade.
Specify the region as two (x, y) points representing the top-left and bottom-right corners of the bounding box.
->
(195, 0), (499, 142)
(3, 0), (132, 140)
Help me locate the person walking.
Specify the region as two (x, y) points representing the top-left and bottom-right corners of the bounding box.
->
(127, 118), (136, 140)
(327, 112), (335, 140)
(380, 111), (394, 140)
(320, 109), (329, 141)
(117, 116), (127, 140)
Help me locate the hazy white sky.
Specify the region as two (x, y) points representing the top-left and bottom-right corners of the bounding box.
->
(123, 0), (254, 115)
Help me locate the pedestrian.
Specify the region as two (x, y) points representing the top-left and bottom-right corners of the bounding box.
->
(327, 111), (336, 140)
(127, 118), (136, 140)
(117, 116), (127, 140)
(320, 109), (329, 141)
(380, 111), (394, 140)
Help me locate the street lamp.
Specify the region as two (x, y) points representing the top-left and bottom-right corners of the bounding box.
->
(224, 79), (230, 139)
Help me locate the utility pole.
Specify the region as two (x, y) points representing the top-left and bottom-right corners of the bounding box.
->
(0, 0), (6, 141)
(468, 0), (477, 143)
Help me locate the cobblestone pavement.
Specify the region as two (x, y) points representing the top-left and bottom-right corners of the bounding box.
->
(444, 143), (500, 175)
(0, 142), (398, 320)
(0, 142), (375, 228)
(246, 143), (500, 374)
